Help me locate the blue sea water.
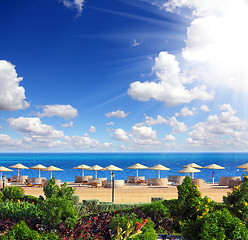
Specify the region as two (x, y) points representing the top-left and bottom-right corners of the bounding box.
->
(0, 152), (248, 183)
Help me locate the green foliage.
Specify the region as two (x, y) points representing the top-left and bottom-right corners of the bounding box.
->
(138, 201), (169, 219)
(182, 208), (248, 240)
(0, 221), (60, 240)
(23, 195), (41, 205)
(0, 200), (40, 221)
(43, 177), (75, 200)
(151, 197), (165, 202)
(110, 213), (157, 240)
(1, 186), (24, 201)
(223, 175), (248, 224)
(72, 194), (80, 205)
(39, 196), (78, 230)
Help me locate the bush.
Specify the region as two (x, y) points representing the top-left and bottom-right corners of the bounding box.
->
(182, 208), (248, 240)
(73, 195), (80, 205)
(1, 186), (24, 201)
(110, 213), (157, 240)
(0, 221), (60, 240)
(151, 197), (165, 202)
(39, 196), (78, 230)
(23, 195), (42, 205)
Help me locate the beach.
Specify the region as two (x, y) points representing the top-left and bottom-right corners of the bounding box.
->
(22, 183), (232, 203)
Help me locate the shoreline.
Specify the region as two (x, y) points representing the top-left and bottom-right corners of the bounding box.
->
(21, 183), (232, 203)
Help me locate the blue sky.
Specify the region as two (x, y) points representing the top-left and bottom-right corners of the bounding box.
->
(1, 0), (248, 152)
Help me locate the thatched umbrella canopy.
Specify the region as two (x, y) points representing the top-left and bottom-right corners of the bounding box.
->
(88, 165), (103, 178)
(237, 163), (248, 169)
(149, 164), (170, 178)
(9, 163), (29, 177)
(42, 166), (63, 179)
(0, 166), (13, 179)
(127, 163), (148, 177)
(183, 163), (203, 169)
(102, 165), (123, 180)
(178, 166), (201, 179)
(29, 164), (47, 178)
(73, 164), (90, 177)
(203, 164), (225, 184)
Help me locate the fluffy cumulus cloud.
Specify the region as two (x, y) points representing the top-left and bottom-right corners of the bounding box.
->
(88, 125), (96, 133)
(0, 60), (29, 111)
(8, 117), (64, 141)
(105, 110), (129, 119)
(163, 0), (248, 91)
(128, 51), (214, 106)
(132, 126), (157, 139)
(175, 106), (196, 117)
(60, 0), (86, 16)
(0, 134), (22, 147)
(61, 121), (74, 128)
(111, 128), (129, 141)
(200, 105), (210, 112)
(65, 135), (100, 149)
(187, 104), (248, 150)
(164, 134), (176, 141)
(38, 104), (78, 119)
(136, 114), (167, 126)
(106, 122), (114, 126)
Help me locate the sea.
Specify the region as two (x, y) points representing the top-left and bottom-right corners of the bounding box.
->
(0, 152), (248, 183)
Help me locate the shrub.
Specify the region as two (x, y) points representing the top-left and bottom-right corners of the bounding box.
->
(1, 186), (24, 201)
(39, 196), (78, 230)
(23, 195), (42, 205)
(151, 197), (165, 202)
(0, 221), (60, 240)
(182, 208), (248, 240)
(73, 195), (80, 205)
(110, 213), (157, 240)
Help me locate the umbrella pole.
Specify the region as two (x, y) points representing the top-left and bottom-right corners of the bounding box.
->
(51, 171), (52, 179)
(95, 170), (97, 179)
(212, 169), (214, 184)
(39, 169), (41, 178)
(18, 168), (20, 177)
(192, 172), (194, 179)
(110, 170), (112, 180)
(1, 171), (2, 180)
(158, 170), (160, 178)
(136, 169), (138, 177)
(82, 169), (84, 177)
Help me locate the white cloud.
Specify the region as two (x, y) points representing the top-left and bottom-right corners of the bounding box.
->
(0, 134), (22, 146)
(131, 39), (143, 47)
(132, 125), (157, 139)
(164, 134), (176, 141)
(105, 110), (129, 119)
(65, 135), (100, 149)
(200, 105), (210, 112)
(61, 121), (74, 128)
(38, 104), (78, 119)
(106, 122), (114, 126)
(175, 106), (196, 117)
(88, 125), (96, 133)
(61, 0), (86, 16)
(111, 128), (129, 141)
(187, 104), (247, 149)
(0, 60), (29, 111)
(128, 51), (214, 106)
(8, 117), (64, 140)
(136, 114), (167, 126)
(163, 0), (248, 91)
(168, 116), (188, 134)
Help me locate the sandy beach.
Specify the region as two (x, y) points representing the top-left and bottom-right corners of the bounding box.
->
(22, 183), (232, 203)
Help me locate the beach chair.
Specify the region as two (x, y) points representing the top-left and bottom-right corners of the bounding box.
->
(91, 182), (98, 188)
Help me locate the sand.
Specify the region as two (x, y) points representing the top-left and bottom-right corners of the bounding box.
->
(21, 183), (232, 203)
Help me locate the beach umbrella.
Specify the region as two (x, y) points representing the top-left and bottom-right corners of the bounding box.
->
(102, 165), (123, 180)
(183, 163), (203, 169)
(203, 164), (225, 184)
(178, 166), (201, 179)
(237, 163), (248, 169)
(42, 166), (63, 179)
(73, 164), (90, 177)
(9, 163), (29, 177)
(88, 165), (103, 178)
(127, 163), (148, 177)
(149, 164), (170, 178)
(29, 164), (47, 178)
(0, 166), (13, 179)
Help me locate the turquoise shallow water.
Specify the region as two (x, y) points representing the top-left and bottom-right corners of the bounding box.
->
(0, 152), (247, 183)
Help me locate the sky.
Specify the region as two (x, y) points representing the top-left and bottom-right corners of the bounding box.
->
(1, 0), (248, 152)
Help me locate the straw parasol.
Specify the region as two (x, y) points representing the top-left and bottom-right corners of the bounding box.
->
(29, 164), (47, 178)
(127, 163), (148, 177)
(88, 165), (103, 178)
(73, 164), (90, 177)
(0, 166), (13, 179)
(102, 165), (123, 180)
(149, 164), (170, 178)
(9, 163), (29, 177)
(183, 163), (203, 169)
(178, 166), (201, 179)
(237, 163), (248, 169)
(42, 166), (63, 179)
(203, 164), (225, 184)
